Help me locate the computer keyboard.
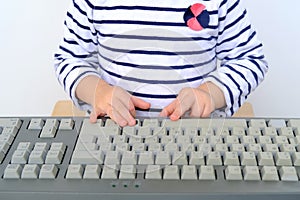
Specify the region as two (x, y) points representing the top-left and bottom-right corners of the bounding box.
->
(0, 117), (300, 200)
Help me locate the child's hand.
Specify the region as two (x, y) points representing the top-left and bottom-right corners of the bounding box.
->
(160, 87), (216, 120)
(90, 83), (151, 127)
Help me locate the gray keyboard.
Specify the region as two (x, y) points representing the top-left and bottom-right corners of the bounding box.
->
(0, 117), (300, 200)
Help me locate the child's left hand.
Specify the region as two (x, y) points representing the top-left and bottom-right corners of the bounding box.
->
(160, 87), (216, 120)
(160, 81), (226, 120)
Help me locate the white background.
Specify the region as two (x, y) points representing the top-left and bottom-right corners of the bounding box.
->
(0, 0), (299, 117)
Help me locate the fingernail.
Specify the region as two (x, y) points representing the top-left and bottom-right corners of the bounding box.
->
(119, 120), (127, 127)
(170, 114), (178, 121)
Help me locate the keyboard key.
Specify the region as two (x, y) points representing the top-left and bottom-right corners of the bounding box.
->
(161, 119), (183, 128)
(189, 151), (205, 165)
(224, 135), (239, 144)
(50, 142), (66, 153)
(181, 165), (197, 180)
(142, 118), (159, 127)
(40, 126), (57, 138)
(275, 152), (292, 166)
(16, 142), (33, 152)
(136, 127), (152, 137)
(123, 126), (137, 136)
(201, 128), (214, 136)
(279, 144), (296, 153)
(66, 164), (83, 179)
(230, 144), (245, 154)
(261, 166), (279, 181)
(249, 119), (267, 128)
(83, 165), (101, 179)
(3, 164), (23, 179)
(268, 119), (286, 128)
(292, 152), (300, 166)
(44, 119), (59, 129)
(119, 165), (136, 180)
(240, 152), (257, 166)
(101, 165), (118, 179)
(278, 127), (294, 137)
(257, 136), (272, 144)
(45, 150), (64, 164)
(39, 164), (58, 179)
(215, 127), (230, 136)
(155, 151), (171, 165)
(273, 136), (289, 144)
(34, 142), (48, 152)
(279, 166), (298, 181)
(145, 165), (162, 180)
(11, 149), (30, 164)
(147, 143), (161, 152)
(0, 134), (14, 145)
(28, 118), (44, 130)
(223, 152), (240, 166)
(28, 150), (46, 164)
(21, 164), (40, 179)
(241, 136), (255, 144)
(287, 119), (300, 127)
(257, 152), (274, 166)
(225, 166), (242, 180)
(243, 166), (260, 180)
(263, 127), (277, 136)
(59, 118), (74, 130)
(231, 127), (246, 136)
(0, 118), (22, 129)
(138, 152), (154, 165)
(164, 143), (178, 152)
(199, 165), (215, 180)
(215, 144), (228, 154)
(114, 143), (129, 151)
(246, 144), (261, 154)
(104, 151), (121, 165)
(0, 141), (11, 154)
(263, 144), (279, 153)
(163, 165), (179, 180)
(197, 144), (212, 154)
(172, 152), (188, 165)
(247, 127), (262, 136)
(121, 151), (137, 165)
(71, 150), (104, 164)
(2, 126), (18, 137)
(176, 135), (190, 144)
(206, 152), (222, 165)
(131, 143), (145, 152)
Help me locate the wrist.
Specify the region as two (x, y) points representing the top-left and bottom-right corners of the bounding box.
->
(75, 75), (109, 106)
(197, 81), (226, 110)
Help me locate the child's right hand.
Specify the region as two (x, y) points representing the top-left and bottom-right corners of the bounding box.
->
(89, 81), (151, 127)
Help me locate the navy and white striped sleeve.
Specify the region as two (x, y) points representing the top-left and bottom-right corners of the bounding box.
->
(54, 0), (99, 110)
(203, 0), (268, 116)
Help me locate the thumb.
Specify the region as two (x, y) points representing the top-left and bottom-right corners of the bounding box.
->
(89, 111), (98, 123)
(159, 100), (176, 117)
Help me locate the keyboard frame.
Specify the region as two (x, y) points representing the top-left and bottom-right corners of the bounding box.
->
(0, 116), (299, 200)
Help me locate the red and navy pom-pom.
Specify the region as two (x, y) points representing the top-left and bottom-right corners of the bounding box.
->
(183, 3), (210, 31)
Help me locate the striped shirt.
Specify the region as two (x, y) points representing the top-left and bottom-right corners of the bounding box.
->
(54, 0), (268, 117)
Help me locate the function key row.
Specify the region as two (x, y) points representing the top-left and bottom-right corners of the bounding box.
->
(94, 118), (300, 128)
(28, 118), (74, 130)
(27, 118), (75, 138)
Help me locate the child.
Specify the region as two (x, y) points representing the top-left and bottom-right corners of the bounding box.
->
(54, 0), (268, 126)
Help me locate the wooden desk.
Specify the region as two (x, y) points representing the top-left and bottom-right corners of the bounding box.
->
(52, 100), (254, 117)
